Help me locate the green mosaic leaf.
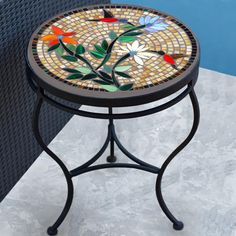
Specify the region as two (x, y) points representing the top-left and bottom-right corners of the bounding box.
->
(115, 71), (132, 78)
(123, 32), (143, 37)
(67, 44), (76, 52)
(101, 85), (118, 92)
(109, 31), (117, 40)
(101, 39), (108, 50)
(62, 68), (81, 73)
(135, 25), (146, 29)
(119, 83), (133, 91)
(75, 66), (91, 74)
(103, 65), (112, 73)
(90, 51), (105, 59)
(98, 54), (111, 69)
(55, 46), (64, 56)
(93, 79), (111, 85)
(61, 55), (78, 62)
(94, 45), (106, 54)
(81, 73), (97, 80)
(76, 44), (85, 54)
(118, 36), (137, 43)
(99, 70), (113, 82)
(103, 53), (111, 64)
(115, 65), (131, 72)
(48, 43), (60, 52)
(67, 73), (83, 80)
(121, 24), (136, 29)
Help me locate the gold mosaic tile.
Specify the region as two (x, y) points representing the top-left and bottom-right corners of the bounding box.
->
(31, 5), (198, 92)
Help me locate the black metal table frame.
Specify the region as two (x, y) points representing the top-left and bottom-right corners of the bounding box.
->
(28, 73), (200, 235)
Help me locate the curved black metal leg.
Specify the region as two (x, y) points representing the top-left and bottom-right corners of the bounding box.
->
(155, 88), (200, 230)
(30, 83), (199, 234)
(32, 90), (74, 236)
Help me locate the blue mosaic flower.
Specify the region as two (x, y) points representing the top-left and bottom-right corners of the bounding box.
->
(139, 15), (168, 32)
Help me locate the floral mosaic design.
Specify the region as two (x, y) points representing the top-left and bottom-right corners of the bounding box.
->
(33, 6), (197, 92)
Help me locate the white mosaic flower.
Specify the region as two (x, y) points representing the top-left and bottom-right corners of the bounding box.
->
(118, 41), (157, 66)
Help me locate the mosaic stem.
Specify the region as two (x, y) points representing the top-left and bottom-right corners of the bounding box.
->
(59, 39), (93, 70)
(112, 53), (130, 87)
(96, 24), (146, 70)
(59, 39), (112, 84)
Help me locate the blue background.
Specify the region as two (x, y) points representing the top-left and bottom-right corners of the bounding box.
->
(112, 0), (236, 76)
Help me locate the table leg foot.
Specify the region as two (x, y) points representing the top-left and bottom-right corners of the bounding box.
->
(173, 221), (184, 230)
(47, 227), (58, 235)
(106, 155), (117, 163)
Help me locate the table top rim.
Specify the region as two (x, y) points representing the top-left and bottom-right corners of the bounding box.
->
(26, 3), (200, 107)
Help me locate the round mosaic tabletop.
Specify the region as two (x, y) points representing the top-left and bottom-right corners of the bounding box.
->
(27, 4), (200, 107)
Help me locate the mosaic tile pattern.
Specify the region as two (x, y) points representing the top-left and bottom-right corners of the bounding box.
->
(31, 5), (198, 92)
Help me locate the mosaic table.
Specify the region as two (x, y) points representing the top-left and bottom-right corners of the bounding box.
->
(26, 4), (200, 235)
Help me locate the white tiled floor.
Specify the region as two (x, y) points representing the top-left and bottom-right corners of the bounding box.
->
(0, 68), (236, 236)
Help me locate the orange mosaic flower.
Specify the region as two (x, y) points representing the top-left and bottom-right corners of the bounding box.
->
(41, 25), (77, 46)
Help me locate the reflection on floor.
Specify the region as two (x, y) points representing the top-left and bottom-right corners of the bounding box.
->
(0, 68), (236, 236)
